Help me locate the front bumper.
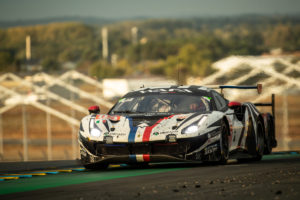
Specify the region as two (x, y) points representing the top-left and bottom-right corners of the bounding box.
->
(79, 130), (221, 165)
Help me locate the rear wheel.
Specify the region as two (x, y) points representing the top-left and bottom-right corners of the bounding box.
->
(253, 120), (264, 161)
(238, 119), (264, 163)
(264, 114), (274, 154)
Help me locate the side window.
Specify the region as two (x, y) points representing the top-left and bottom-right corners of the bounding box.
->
(212, 92), (227, 111)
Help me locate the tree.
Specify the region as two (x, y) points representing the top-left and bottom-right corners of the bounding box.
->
(41, 57), (60, 72)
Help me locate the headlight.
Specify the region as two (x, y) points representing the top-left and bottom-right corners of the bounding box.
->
(91, 128), (101, 137)
(182, 116), (207, 134)
(183, 125), (198, 134)
(89, 118), (102, 137)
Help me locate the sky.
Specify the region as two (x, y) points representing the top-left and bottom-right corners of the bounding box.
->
(0, 0), (299, 21)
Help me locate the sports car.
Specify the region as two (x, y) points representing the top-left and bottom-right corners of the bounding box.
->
(78, 85), (277, 169)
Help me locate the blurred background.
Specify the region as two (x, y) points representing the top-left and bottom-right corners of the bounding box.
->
(0, 0), (299, 161)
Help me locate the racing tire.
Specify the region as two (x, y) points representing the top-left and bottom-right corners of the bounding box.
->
(218, 121), (229, 164)
(80, 152), (109, 170)
(237, 119), (264, 163)
(264, 114), (274, 155)
(253, 120), (265, 161)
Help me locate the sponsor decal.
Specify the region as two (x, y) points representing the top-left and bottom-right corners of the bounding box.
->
(119, 98), (133, 103)
(203, 96), (211, 101)
(110, 132), (126, 136)
(153, 132), (159, 136)
(159, 131), (178, 135)
(176, 115), (186, 121)
(96, 115), (121, 121)
(138, 121), (149, 128)
(119, 98), (125, 102)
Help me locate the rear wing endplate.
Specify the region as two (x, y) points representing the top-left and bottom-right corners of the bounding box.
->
(254, 94), (276, 119)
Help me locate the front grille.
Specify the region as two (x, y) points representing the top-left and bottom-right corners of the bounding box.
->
(153, 143), (188, 155)
(97, 144), (129, 155)
(95, 142), (191, 156)
(131, 143), (151, 154)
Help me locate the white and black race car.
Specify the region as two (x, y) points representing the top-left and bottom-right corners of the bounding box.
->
(78, 85), (277, 169)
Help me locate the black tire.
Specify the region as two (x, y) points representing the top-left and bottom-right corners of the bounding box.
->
(80, 152), (109, 170)
(238, 118), (264, 163)
(218, 121), (229, 164)
(253, 120), (265, 161)
(264, 114), (274, 155)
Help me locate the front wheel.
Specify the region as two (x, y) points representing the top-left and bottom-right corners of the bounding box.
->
(80, 151), (109, 170)
(218, 121), (229, 164)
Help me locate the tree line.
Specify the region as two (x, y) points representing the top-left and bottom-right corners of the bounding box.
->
(0, 15), (299, 82)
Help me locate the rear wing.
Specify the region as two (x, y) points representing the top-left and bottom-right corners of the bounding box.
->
(208, 84), (262, 94)
(207, 83), (275, 118)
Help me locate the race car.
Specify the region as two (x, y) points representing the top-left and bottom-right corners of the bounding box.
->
(78, 85), (277, 169)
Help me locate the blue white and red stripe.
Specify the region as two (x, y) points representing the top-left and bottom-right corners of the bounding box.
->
(129, 154), (150, 162)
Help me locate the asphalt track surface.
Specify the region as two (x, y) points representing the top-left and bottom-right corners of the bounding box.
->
(0, 153), (299, 200)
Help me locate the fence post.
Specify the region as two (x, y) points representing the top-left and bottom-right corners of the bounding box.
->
(22, 104), (28, 161)
(282, 94), (290, 150)
(70, 78), (77, 159)
(46, 96), (52, 160)
(0, 114), (3, 160)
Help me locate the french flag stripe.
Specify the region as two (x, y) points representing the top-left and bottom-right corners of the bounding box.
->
(129, 155), (137, 162)
(136, 155), (144, 162)
(129, 154), (150, 162)
(143, 154), (150, 162)
(128, 118), (138, 142)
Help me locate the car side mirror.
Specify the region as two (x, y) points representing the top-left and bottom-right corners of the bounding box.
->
(88, 105), (100, 114)
(228, 101), (242, 110)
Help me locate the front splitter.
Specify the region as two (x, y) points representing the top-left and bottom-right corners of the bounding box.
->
(84, 154), (196, 165)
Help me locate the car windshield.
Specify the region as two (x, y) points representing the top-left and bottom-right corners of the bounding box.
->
(109, 93), (212, 115)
